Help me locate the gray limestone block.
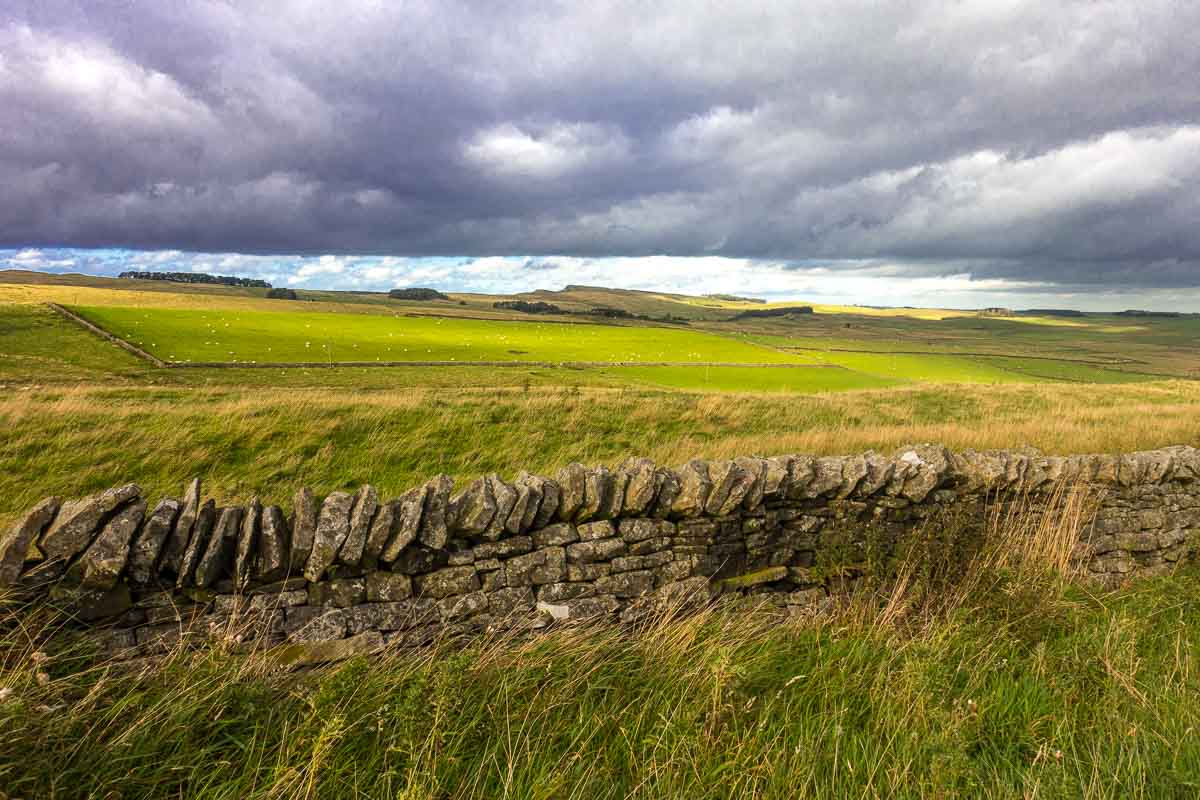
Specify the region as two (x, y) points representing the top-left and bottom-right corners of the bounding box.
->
(414, 565), (480, 598)
(449, 477), (496, 537)
(289, 487), (319, 573)
(161, 478), (201, 576)
(39, 483), (141, 563)
(649, 469), (681, 518)
(363, 499), (399, 567)
(578, 520), (616, 542)
(303, 491), (354, 582)
(257, 505), (289, 582)
(338, 484), (379, 566)
(382, 485), (428, 562)
(234, 497), (262, 590)
(671, 460), (712, 518)
(366, 570), (413, 602)
(127, 497), (180, 585)
(483, 475), (517, 541)
(195, 506), (242, 588)
(566, 537), (625, 564)
(619, 457), (658, 516)
(71, 498), (146, 590)
(0, 496), (60, 586)
(555, 463), (587, 522)
(532, 476), (561, 530)
(418, 474), (453, 549)
(176, 499), (216, 588)
(505, 546), (566, 586)
(532, 522), (578, 548)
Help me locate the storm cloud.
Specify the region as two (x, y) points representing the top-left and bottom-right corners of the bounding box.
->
(2, 1), (1198, 294)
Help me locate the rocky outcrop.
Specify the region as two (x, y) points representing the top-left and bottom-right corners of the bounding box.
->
(4, 445), (1199, 661)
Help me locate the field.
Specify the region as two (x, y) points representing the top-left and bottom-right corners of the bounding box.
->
(4, 271), (1200, 797)
(68, 305), (814, 365)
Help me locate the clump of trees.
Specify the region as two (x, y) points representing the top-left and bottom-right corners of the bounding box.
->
(493, 300), (563, 314)
(389, 287), (449, 301)
(732, 306), (814, 319)
(266, 288), (297, 300)
(119, 271), (271, 288)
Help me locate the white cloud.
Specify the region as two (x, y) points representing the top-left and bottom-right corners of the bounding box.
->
(463, 121), (631, 179)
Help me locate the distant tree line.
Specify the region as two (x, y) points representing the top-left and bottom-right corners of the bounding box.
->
(732, 306), (814, 319)
(119, 271), (271, 288)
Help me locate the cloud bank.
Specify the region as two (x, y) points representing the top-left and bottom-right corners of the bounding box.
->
(1, 1), (1198, 301)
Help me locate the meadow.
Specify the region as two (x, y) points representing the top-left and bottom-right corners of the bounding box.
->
(68, 304), (812, 365)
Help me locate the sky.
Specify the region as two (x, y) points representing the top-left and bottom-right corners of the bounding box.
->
(1, 1), (1198, 309)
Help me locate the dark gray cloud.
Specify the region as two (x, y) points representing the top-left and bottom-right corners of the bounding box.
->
(1, 1), (1198, 290)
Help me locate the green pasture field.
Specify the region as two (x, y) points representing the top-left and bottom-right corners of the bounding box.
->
(69, 304), (813, 365)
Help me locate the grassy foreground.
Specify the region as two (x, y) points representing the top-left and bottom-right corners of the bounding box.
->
(3, 545), (1200, 797)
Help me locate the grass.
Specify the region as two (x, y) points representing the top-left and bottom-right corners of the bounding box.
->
(4, 511), (1200, 797)
(3, 379), (1200, 527)
(68, 304), (811, 365)
(603, 364), (903, 392)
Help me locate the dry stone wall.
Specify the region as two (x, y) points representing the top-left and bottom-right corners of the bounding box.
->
(2, 445), (1199, 661)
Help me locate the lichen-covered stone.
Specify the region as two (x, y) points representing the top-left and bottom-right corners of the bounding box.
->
(671, 461), (712, 518)
(415, 565), (480, 598)
(304, 492), (354, 582)
(649, 469), (682, 518)
(532, 477), (561, 529)
(289, 487), (319, 573)
(162, 479), (202, 578)
(234, 497), (261, 590)
(309, 577), (366, 607)
(620, 458), (658, 515)
(257, 505), (289, 581)
(39, 483), (141, 563)
(599, 470), (628, 519)
(380, 486), (427, 563)
(505, 546), (566, 585)
(127, 497), (180, 585)
(532, 522), (577, 548)
(509, 474), (537, 534)
(577, 466), (612, 523)
(473, 536), (532, 559)
(71, 498), (146, 590)
(555, 463), (587, 522)
(366, 571), (412, 602)
(483, 475), (517, 541)
(195, 506), (242, 588)
(363, 499), (398, 568)
(176, 500), (216, 588)
(578, 520), (616, 541)
(339, 484), (378, 566)
(733, 457), (768, 510)
(566, 537), (625, 564)
(449, 477), (496, 537)
(416, 475), (452, 549)
(390, 545), (448, 575)
(0, 496), (59, 586)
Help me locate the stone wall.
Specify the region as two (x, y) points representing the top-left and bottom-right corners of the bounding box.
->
(2, 445), (1198, 662)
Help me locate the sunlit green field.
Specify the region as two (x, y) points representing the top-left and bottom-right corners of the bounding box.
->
(71, 305), (812, 365)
